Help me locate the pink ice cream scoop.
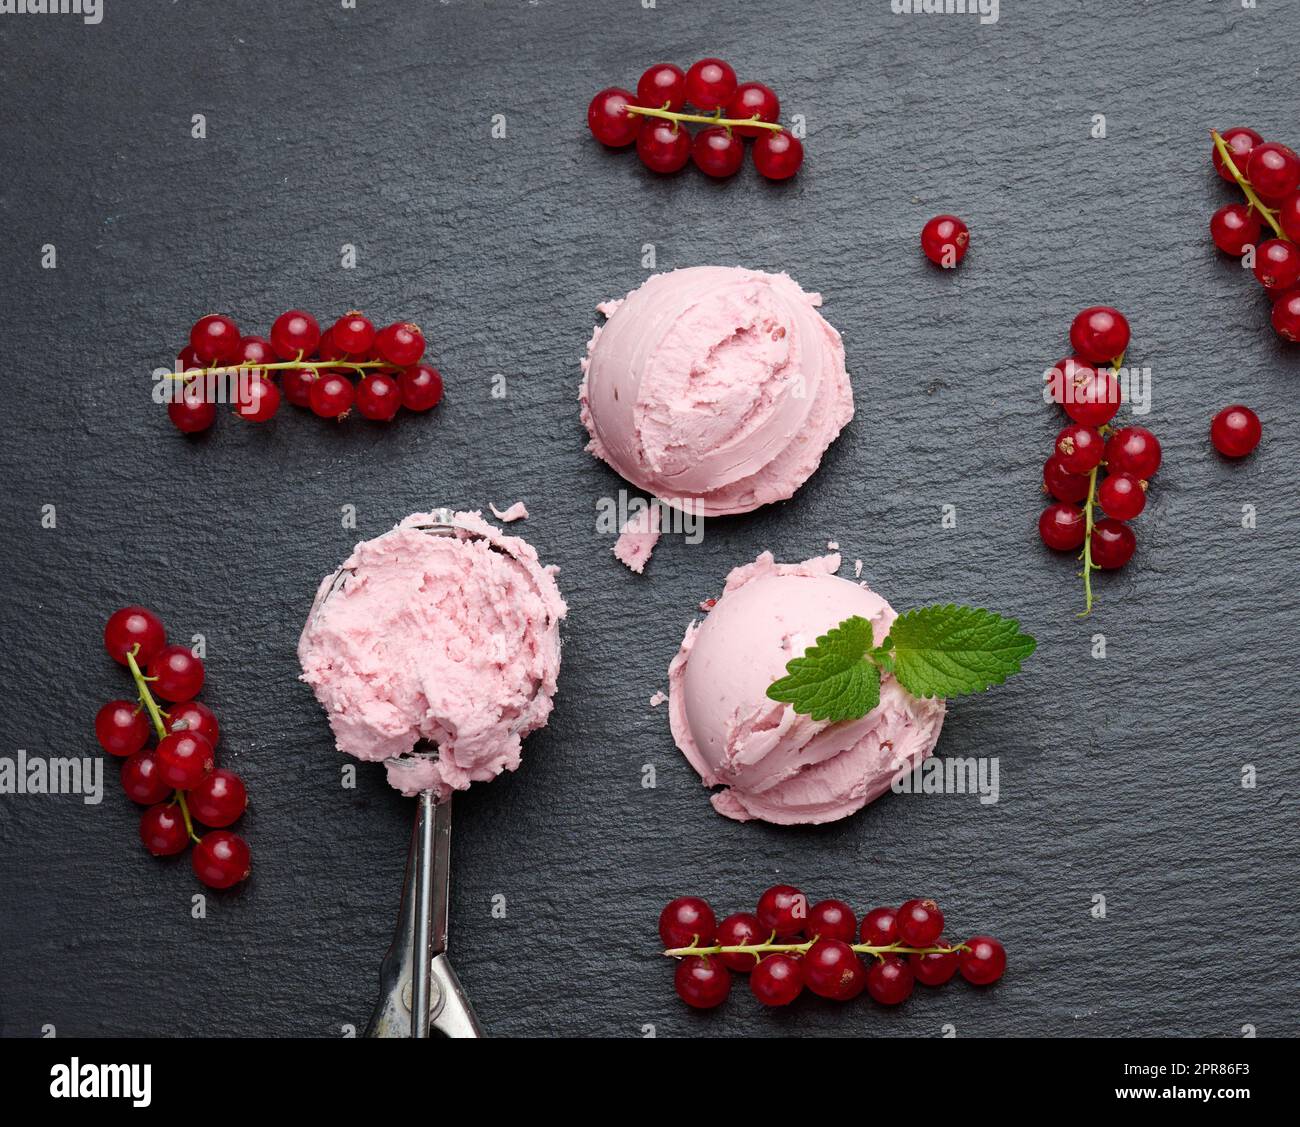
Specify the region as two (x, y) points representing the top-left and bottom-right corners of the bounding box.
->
(668, 552), (945, 825)
(580, 267), (854, 564)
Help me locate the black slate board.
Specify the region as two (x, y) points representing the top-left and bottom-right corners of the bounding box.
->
(1, 0), (1297, 1039)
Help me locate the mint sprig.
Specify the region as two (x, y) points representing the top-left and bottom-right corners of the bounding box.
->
(766, 605), (1035, 722)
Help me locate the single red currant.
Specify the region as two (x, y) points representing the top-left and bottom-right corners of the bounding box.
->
(1105, 426), (1162, 478)
(750, 953), (803, 1006)
(1043, 454), (1092, 503)
(1253, 238), (1300, 291)
(189, 314), (241, 365)
(374, 322), (425, 366)
(1097, 471), (1147, 520)
(1063, 365), (1121, 427)
(314, 327), (351, 374)
(155, 730), (214, 790)
(188, 769), (248, 828)
(897, 898), (944, 947)
(865, 954), (914, 1005)
(725, 81), (780, 138)
(1090, 518), (1136, 570)
(309, 373), (355, 419)
(1039, 503), (1086, 552)
(166, 700), (219, 749)
(176, 344), (201, 373)
(233, 374), (281, 423)
(860, 906), (898, 946)
(399, 364), (444, 411)
(920, 215), (970, 268)
(715, 912), (765, 972)
(659, 897), (717, 948)
(1280, 193), (1300, 244)
(636, 119), (691, 174)
(910, 942), (960, 987)
(140, 803), (189, 857)
(331, 311), (376, 355)
(1212, 127), (1261, 182)
(282, 367), (317, 407)
(674, 955), (731, 1009)
(1246, 142), (1300, 202)
(1054, 423), (1104, 474)
(269, 310), (320, 360)
(355, 373), (402, 421)
(104, 606), (166, 667)
(803, 939), (867, 1001)
(168, 381), (216, 434)
(684, 57), (737, 111)
(805, 899), (856, 944)
(146, 645), (205, 702)
(636, 63), (687, 112)
(235, 335), (277, 369)
(958, 936), (1007, 985)
(121, 749), (173, 806)
(756, 884), (808, 939)
(752, 129), (804, 180)
(191, 831), (251, 889)
(587, 87), (642, 148)
(95, 700), (150, 757)
(1210, 404), (1262, 458)
(1271, 288), (1300, 342)
(1209, 203), (1262, 257)
(1069, 306), (1130, 363)
(692, 126), (744, 178)
(1044, 356), (1091, 405)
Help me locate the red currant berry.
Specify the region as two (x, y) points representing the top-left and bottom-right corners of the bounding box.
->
(1063, 365), (1121, 428)
(235, 335), (276, 369)
(314, 327), (351, 374)
(910, 942), (960, 987)
(331, 311), (376, 356)
(805, 899), (857, 944)
(140, 803), (189, 856)
(166, 700), (220, 749)
(897, 898), (944, 947)
(168, 381), (216, 433)
(1209, 203), (1262, 257)
(1043, 454), (1091, 503)
(860, 906), (898, 946)
(958, 936), (1007, 985)
(684, 57), (737, 111)
(121, 749), (173, 805)
(1097, 471), (1147, 520)
(920, 215), (970, 268)
(1105, 426), (1162, 478)
(636, 119), (691, 174)
(658, 897), (717, 949)
(95, 700), (150, 757)
(1210, 404), (1262, 458)
(1253, 238), (1300, 291)
(104, 606), (166, 667)
(1280, 193), (1300, 244)
(188, 769), (247, 828)
(725, 81), (780, 138)
(674, 955), (731, 1009)
(750, 953), (803, 1006)
(756, 884), (808, 939)
(146, 645), (205, 702)
(865, 954), (914, 1005)
(752, 129), (803, 181)
(1039, 502), (1086, 551)
(270, 310), (321, 360)
(692, 126), (744, 178)
(155, 730), (214, 791)
(309, 373), (355, 419)
(375, 322), (425, 366)
(803, 939), (867, 1001)
(587, 87), (642, 148)
(1044, 356), (1091, 405)
(233, 374), (281, 423)
(189, 314), (241, 365)
(192, 831), (251, 889)
(1246, 142), (1300, 202)
(282, 367), (317, 407)
(355, 373), (402, 421)
(399, 364), (444, 411)
(1069, 305), (1130, 363)
(1090, 518), (1136, 570)
(715, 912), (764, 972)
(636, 63), (687, 112)
(1212, 127), (1261, 182)
(176, 344), (201, 374)
(1271, 288), (1300, 342)
(1054, 423), (1104, 474)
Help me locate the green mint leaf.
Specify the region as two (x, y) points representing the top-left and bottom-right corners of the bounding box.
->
(766, 615), (882, 723)
(889, 605), (1036, 699)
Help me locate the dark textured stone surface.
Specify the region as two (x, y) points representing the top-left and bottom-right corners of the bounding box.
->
(1, 0), (1297, 1039)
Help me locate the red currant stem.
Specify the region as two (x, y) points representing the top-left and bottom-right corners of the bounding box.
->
(662, 938), (969, 961)
(1210, 130), (1286, 239)
(624, 104), (782, 133)
(125, 645), (200, 844)
(1075, 351), (1124, 618)
(166, 358), (401, 382)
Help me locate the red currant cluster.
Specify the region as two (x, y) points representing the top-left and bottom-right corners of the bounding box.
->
(1209, 128), (1300, 341)
(660, 887), (1004, 1011)
(168, 310), (444, 433)
(1038, 307), (1161, 614)
(98, 607), (251, 890)
(587, 58), (803, 181)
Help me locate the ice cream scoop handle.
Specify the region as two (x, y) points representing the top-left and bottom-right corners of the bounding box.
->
(410, 789), (437, 1038)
